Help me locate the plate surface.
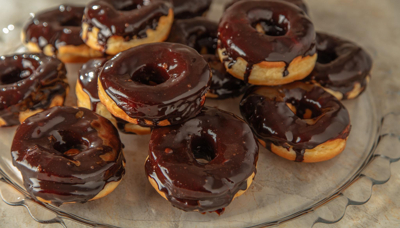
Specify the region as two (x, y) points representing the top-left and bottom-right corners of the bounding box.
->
(0, 0), (400, 228)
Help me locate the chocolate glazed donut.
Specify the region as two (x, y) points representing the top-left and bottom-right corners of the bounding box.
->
(218, 0), (317, 85)
(145, 107), (259, 213)
(304, 32), (373, 100)
(167, 17), (218, 54)
(98, 43), (211, 127)
(81, 0), (174, 55)
(240, 82), (351, 163)
(0, 53), (69, 127)
(22, 5), (103, 63)
(172, 0), (212, 19)
(203, 54), (249, 99)
(76, 58), (151, 135)
(225, 0), (308, 14)
(11, 106), (125, 206)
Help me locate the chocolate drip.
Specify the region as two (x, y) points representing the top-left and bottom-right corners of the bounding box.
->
(225, 0), (308, 14)
(145, 107), (259, 212)
(218, 0), (316, 77)
(83, 0), (172, 50)
(172, 0), (211, 19)
(240, 82), (350, 162)
(11, 106), (125, 205)
(0, 53), (68, 127)
(99, 43), (211, 127)
(78, 58), (140, 134)
(203, 54), (248, 99)
(167, 17), (218, 54)
(303, 32), (373, 99)
(23, 5), (85, 51)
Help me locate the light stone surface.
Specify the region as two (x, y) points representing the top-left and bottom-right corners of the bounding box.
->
(0, 0), (400, 227)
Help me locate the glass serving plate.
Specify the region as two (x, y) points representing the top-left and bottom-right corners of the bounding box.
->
(1, 0), (400, 227)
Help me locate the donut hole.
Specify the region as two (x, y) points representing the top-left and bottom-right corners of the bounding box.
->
(286, 98), (323, 119)
(253, 17), (289, 36)
(189, 35), (218, 54)
(190, 136), (216, 164)
(60, 17), (81, 27)
(317, 49), (338, 64)
(51, 131), (88, 156)
(0, 66), (32, 85)
(131, 64), (170, 86)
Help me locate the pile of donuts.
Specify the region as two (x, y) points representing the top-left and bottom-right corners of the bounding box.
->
(0, 0), (372, 214)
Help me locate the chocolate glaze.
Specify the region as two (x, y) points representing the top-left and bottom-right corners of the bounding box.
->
(167, 17), (218, 54)
(240, 82), (350, 162)
(99, 43), (211, 127)
(203, 54), (248, 99)
(78, 58), (141, 134)
(225, 0), (308, 14)
(11, 106), (125, 206)
(145, 106), (259, 212)
(83, 0), (172, 50)
(303, 32), (372, 100)
(0, 53), (68, 127)
(172, 0), (212, 19)
(24, 5), (85, 51)
(218, 0), (316, 82)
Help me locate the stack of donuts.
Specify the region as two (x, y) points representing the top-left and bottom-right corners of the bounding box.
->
(0, 0), (372, 214)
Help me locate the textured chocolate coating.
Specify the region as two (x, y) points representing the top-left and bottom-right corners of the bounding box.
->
(240, 82), (350, 162)
(167, 17), (218, 54)
(172, 0), (212, 19)
(145, 106), (259, 212)
(303, 32), (372, 100)
(0, 53), (68, 127)
(82, 0), (172, 49)
(99, 43), (211, 127)
(225, 0), (308, 14)
(23, 5), (85, 51)
(78, 58), (141, 134)
(218, 0), (316, 82)
(203, 54), (248, 99)
(11, 106), (125, 206)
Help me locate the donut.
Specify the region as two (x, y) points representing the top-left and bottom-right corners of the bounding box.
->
(76, 58), (151, 135)
(98, 43), (211, 127)
(167, 17), (218, 54)
(22, 5), (103, 63)
(81, 0), (174, 55)
(225, 0), (308, 14)
(203, 54), (248, 99)
(172, 0), (212, 19)
(11, 106), (125, 206)
(0, 53), (69, 127)
(240, 82), (351, 163)
(145, 106), (259, 213)
(218, 0), (317, 85)
(303, 32), (373, 100)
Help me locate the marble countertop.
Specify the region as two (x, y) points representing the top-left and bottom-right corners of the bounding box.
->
(0, 0), (399, 227)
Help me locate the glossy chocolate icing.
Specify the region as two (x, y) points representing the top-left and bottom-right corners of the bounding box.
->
(225, 0), (308, 14)
(203, 54), (248, 99)
(240, 82), (350, 162)
(167, 17), (218, 54)
(145, 106), (259, 212)
(24, 5), (85, 51)
(218, 0), (316, 82)
(99, 43), (211, 127)
(172, 0), (212, 19)
(0, 53), (68, 127)
(83, 0), (172, 50)
(11, 106), (125, 206)
(78, 58), (141, 134)
(303, 32), (372, 100)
